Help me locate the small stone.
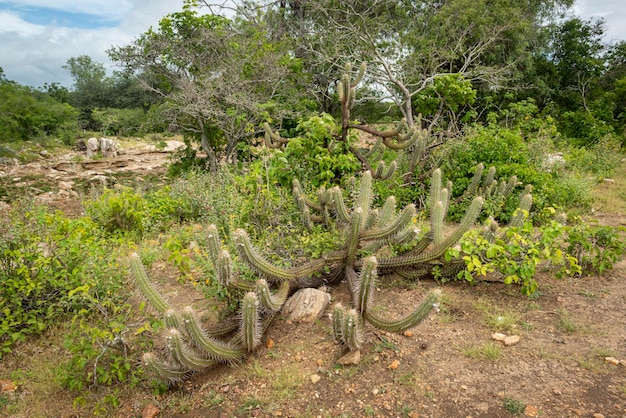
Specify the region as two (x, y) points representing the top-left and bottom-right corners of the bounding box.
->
(266, 338), (275, 349)
(383, 402), (392, 410)
(604, 357), (620, 365)
(0, 380), (17, 393)
(504, 335), (520, 346)
(337, 350), (361, 366)
(524, 405), (538, 417)
(491, 332), (506, 341)
(316, 359), (324, 367)
(619, 360), (626, 367)
(295, 354), (302, 362)
(604, 178), (615, 184)
(403, 330), (414, 337)
(553, 389), (562, 396)
(142, 404), (160, 418)
(372, 388), (379, 395)
(592, 414), (605, 418)
(388, 360), (400, 370)
(310, 374), (321, 384)
(461, 385), (468, 391)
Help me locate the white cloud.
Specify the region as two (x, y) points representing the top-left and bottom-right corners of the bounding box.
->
(0, 0), (184, 87)
(574, 0), (626, 43)
(0, 10), (45, 36)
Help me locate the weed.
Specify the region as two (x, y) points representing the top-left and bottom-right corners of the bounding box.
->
(486, 311), (520, 332)
(463, 342), (502, 361)
(204, 390), (225, 409)
(271, 365), (304, 400)
(397, 372), (417, 387)
(503, 396), (526, 415)
(398, 405), (415, 417)
(236, 397), (263, 414)
(373, 335), (399, 353)
(363, 405), (376, 416)
(556, 309), (579, 334)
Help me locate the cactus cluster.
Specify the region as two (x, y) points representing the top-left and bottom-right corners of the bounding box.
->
(131, 160), (531, 382)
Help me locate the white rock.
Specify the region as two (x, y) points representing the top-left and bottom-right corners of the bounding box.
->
(604, 357), (620, 365)
(310, 374), (321, 384)
(491, 332), (506, 341)
(503, 335), (520, 346)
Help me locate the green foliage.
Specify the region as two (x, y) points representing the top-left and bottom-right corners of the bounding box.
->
(448, 211), (625, 295)
(0, 80), (79, 143)
(0, 205), (124, 359)
(91, 107), (147, 136)
(565, 221), (626, 274)
(414, 74), (476, 117)
(439, 114), (593, 220)
(60, 299), (142, 392)
(264, 114), (360, 188)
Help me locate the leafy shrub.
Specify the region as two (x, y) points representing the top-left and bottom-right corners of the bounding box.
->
(0, 206), (123, 358)
(263, 113), (360, 188)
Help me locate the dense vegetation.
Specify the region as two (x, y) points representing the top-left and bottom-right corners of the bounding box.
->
(1, 0), (626, 415)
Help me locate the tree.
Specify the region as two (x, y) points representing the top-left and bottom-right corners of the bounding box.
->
(216, 0), (572, 134)
(109, 2), (312, 171)
(64, 55), (113, 121)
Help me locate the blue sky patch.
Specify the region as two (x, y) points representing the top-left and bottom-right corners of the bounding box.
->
(3, 5), (119, 29)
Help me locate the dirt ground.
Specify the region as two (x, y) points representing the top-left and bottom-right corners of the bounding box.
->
(1, 143), (626, 418)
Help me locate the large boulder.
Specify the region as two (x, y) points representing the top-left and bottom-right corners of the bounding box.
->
(99, 137), (118, 158)
(86, 137), (99, 158)
(282, 288), (331, 323)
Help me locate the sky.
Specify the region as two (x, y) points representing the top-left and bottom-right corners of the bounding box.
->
(0, 0), (625, 89)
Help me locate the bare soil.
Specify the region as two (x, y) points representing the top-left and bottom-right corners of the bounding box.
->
(1, 144), (626, 418)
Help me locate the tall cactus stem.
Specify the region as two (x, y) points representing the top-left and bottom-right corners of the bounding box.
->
(342, 309), (365, 351)
(130, 253), (169, 315)
(355, 256), (377, 315)
(432, 201), (445, 246)
(241, 292), (261, 352)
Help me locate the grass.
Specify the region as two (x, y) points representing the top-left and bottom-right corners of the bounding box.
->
(462, 342), (502, 361)
(502, 396), (526, 415)
(556, 308), (580, 334)
(472, 297), (520, 332)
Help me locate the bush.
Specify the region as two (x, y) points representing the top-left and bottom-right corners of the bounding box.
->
(0, 205), (124, 359)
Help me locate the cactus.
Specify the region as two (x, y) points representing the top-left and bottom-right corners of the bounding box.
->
(241, 292), (261, 352)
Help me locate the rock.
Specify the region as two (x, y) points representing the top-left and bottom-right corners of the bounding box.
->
(372, 388), (379, 395)
(142, 403), (160, 418)
(388, 360), (400, 370)
(620, 360), (626, 367)
(491, 332), (506, 341)
(86, 137), (99, 157)
(604, 178), (615, 184)
(0, 379), (17, 393)
(282, 288), (330, 323)
(310, 374), (321, 384)
(524, 405), (538, 417)
(504, 335), (520, 346)
(90, 175), (109, 186)
(164, 140), (186, 152)
(604, 357), (620, 365)
(592, 414), (605, 418)
(337, 350), (361, 366)
(58, 180), (74, 190)
(100, 137), (118, 158)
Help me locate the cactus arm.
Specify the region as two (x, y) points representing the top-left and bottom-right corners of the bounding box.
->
(509, 193), (533, 228)
(346, 208), (364, 265)
(357, 171), (373, 228)
(241, 292), (261, 352)
(382, 128), (419, 150)
(355, 256), (377, 315)
(130, 253), (169, 315)
(332, 304), (346, 343)
(142, 352), (188, 384)
(256, 279), (289, 312)
(234, 229), (326, 281)
(361, 204), (416, 241)
(167, 329), (218, 371)
(181, 306), (244, 362)
(364, 291), (439, 333)
(342, 309), (365, 350)
(332, 187), (352, 223)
